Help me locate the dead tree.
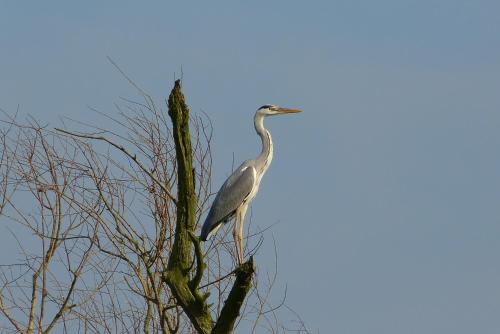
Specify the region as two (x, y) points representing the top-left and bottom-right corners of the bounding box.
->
(0, 80), (307, 333)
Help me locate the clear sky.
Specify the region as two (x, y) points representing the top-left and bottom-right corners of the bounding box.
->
(2, 1), (500, 333)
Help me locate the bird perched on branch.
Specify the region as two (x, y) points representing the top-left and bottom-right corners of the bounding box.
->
(200, 105), (302, 264)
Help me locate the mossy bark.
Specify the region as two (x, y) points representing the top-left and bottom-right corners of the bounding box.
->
(165, 80), (212, 334)
(212, 257), (255, 334)
(167, 80), (197, 273)
(165, 80), (255, 334)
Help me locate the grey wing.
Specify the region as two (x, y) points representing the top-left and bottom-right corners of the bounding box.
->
(200, 165), (256, 240)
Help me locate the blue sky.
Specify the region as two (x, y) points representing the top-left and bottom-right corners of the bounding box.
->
(2, 1), (500, 332)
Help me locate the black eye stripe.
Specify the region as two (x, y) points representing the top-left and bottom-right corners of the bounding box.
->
(258, 105), (275, 110)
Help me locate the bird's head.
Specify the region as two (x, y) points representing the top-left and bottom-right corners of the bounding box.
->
(256, 105), (302, 116)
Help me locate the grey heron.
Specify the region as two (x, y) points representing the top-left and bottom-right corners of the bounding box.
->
(200, 105), (302, 264)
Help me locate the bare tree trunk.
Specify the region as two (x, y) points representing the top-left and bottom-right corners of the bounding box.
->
(164, 80), (255, 334)
(164, 79), (213, 333)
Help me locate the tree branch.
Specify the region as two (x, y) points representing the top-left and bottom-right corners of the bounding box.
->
(188, 231), (205, 292)
(0, 295), (23, 333)
(212, 257), (255, 334)
(54, 127), (177, 204)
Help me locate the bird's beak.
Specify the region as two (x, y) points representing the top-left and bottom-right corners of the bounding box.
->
(276, 107), (302, 114)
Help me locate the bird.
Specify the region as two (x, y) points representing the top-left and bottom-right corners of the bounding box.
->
(200, 104), (302, 264)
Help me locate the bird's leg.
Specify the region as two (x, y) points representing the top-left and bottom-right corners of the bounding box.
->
(238, 205), (248, 265)
(233, 214), (242, 265)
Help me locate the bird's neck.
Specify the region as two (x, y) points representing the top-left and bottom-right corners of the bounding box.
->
(254, 112), (274, 175)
